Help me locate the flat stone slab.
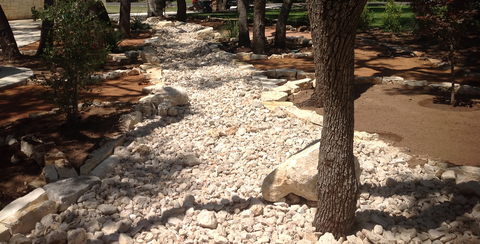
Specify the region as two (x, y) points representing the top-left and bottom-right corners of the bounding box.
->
(283, 106), (323, 126)
(0, 223), (9, 242)
(80, 135), (125, 175)
(0, 188), (47, 223)
(43, 176), (101, 211)
(0, 66), (33, 91)
(2, 200), (57, 235)
(90, 155), (121, 179)
(261, 91), (288, 102)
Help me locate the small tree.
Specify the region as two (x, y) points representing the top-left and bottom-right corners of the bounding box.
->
(412, 0), (478, 105)
(32, 0), (110, 124)
(382, 0), (403, 33)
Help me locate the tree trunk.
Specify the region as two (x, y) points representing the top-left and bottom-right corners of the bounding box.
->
(217, 0), (227, 11)
(147, 0), (164, 17)
(177, 0), (187, 22)
(0, 4), (21, 60)
(307, 0), (366, 239)
(120, 0), (131, 38)
(237, 0), (250, 47)
(450, 59), (456, 106)
(252, 0), (266, 54)
(37, 0), (54, 56)
(88, 0), (111, 26)
(274, 0), (293, 49)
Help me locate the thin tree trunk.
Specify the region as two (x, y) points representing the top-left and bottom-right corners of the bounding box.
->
(307, 0), (366, 239)
(274, 0), (293, 48)
(120, 0), (131, 38)
(0, 4), (21, 60)
(252, 0), (266, 54)
(237, 0), (250, 47)
(37, 0), (54, 56)
(177, 0), (187, 22)
(89, 0), (111, 26)
(147, 0), (164, 17)
(450, 59), (456, 106)
(217, 0), (227, 11)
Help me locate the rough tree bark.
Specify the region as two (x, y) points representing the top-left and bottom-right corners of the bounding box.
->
(0, 4), (21, 60)
(147, 0), (165, 17)
(177, 0), (187, 22)
(237, 0), (250, 47)
(217, 0), (227, 11)
(307, 0), (366, 239)
(120, 0), (131, 38)
(252, 0), (266, 54)
(36, 0), (54, 56)
(274, 0), (293, 49)
(88, 0), (111, 26)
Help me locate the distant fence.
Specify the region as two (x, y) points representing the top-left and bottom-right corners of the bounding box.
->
(1, 0), (107, 20)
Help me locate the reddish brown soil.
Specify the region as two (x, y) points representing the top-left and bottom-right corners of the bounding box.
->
(0, 33), (151, 209)
(244, 30), (480, 167)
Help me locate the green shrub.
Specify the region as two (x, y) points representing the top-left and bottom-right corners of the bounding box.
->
(104, 29), (124, 53)
(358, 5), (374, 31)
(131, 16), (151, 30)
(221, 20), (239, 38)
(32, 0), (110, 124)
(382, 0), (403, 33)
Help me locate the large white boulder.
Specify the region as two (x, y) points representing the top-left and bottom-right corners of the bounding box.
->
(262, 141), (360, 202)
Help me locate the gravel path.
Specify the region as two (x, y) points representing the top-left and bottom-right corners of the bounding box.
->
(17, 22), (480, 244)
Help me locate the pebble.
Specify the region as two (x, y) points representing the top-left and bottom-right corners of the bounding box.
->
(19, 21), (480, 244)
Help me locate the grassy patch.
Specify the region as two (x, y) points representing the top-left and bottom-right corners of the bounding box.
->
(106, 4), (416, 31)
(370, 5), (416, 31)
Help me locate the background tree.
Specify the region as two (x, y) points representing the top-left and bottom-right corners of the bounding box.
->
(237, 0), (250, 47)
(274, 0), (293, 48)
(36, 0), (54, 56)
(217, 0), (227, 11)
(32, 0), (110, 124)
(0, 4), (21, 60)
(147, 0), (165, 17)
(411, 0), (478, 106)
(177, 0), (187, 21)
(120, 0), (131, 38)
(306, 0), (366, 238)
(252, 0), (266, 54)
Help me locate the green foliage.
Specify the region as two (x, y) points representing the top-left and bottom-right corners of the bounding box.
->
(104, 29), (124, 53)
(32, 0), (110, 123)
(221, 20), (239, 38)
(358, 5), (374, 31)
(382, 0), (403, 32)
(131, 16), (151, 30)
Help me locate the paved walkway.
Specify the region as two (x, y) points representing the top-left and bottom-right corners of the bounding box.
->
(0, 19), (41, 91)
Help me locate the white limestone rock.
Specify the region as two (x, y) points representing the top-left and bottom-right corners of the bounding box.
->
(67, 228), (87, 244)
(262, 141), (361, 202)
(261, 91), (288, 102)
(90, 155), (121, 179)
(43, 176), (101, 211)
(197, 210), (218, 229)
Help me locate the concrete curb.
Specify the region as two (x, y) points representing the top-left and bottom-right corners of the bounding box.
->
(0, 66), (33, 91)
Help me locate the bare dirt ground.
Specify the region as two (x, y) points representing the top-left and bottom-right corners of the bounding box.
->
(0, 33), (151, 209)
(244, 26), (480, 168)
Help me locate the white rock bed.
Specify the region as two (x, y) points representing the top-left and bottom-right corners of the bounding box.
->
(16, 22), (480, 244)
